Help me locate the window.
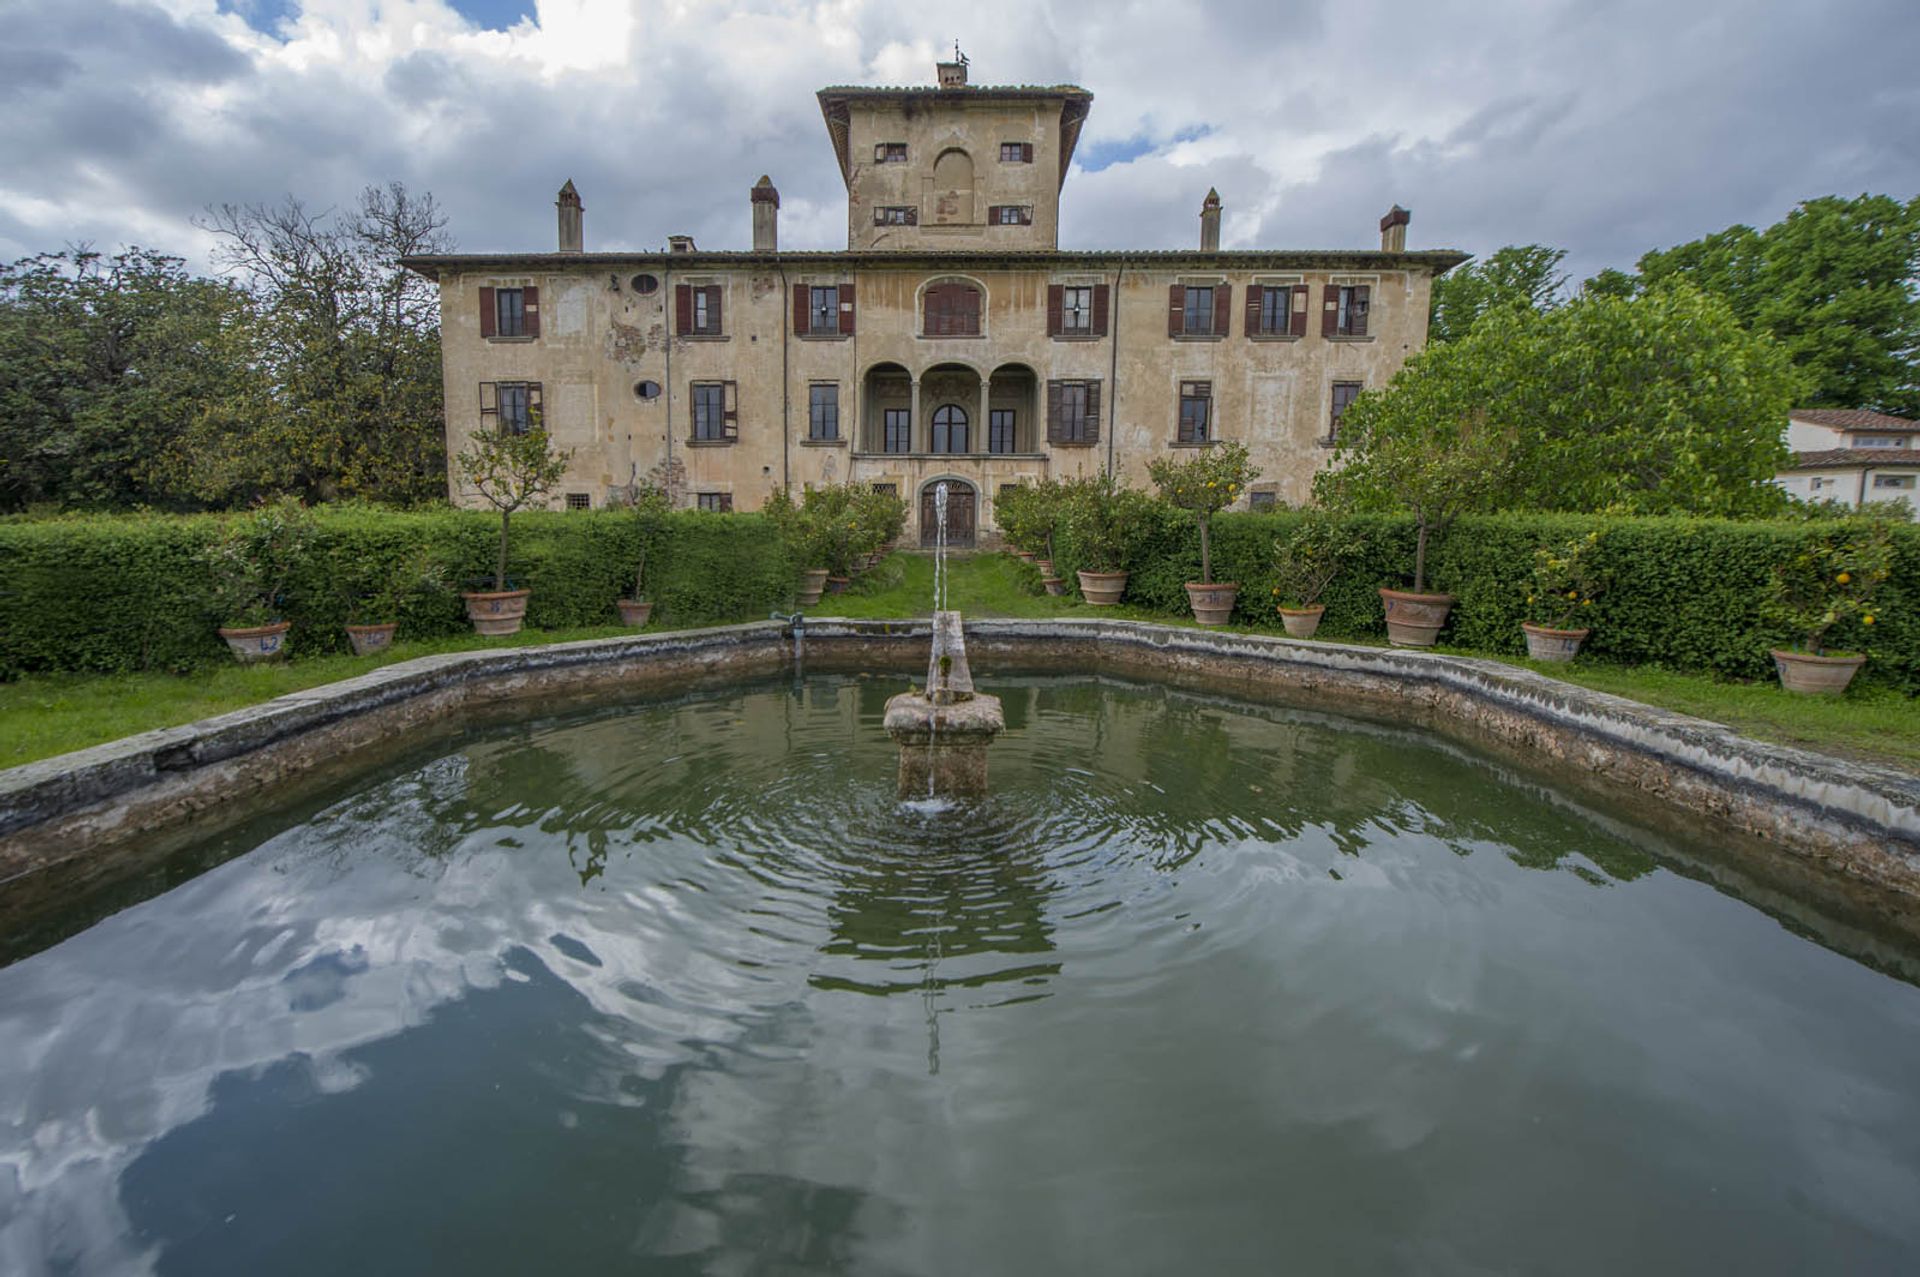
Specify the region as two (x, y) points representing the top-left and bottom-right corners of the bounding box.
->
(1327, 284), (1371, 338)
(1328, 381), (1363, 441)
(1249, 491), (1278, 512)
(989, 205), (1032, 225)
(871, 483), (899, 497)
(884, 408), (912, 454)
(565, 493), (590, 510)
(1874, 474), (1917, 489)
(875, 142), (908, 163)
(809, 286), (839, 335)
(875, 206), (918, 226)
(691, 381), (736, 442)
(481, 381), (542, 435)
(1856, 436), (1909, 448)
(676, 284), (723, 336)
(1178, 381), (1212, 444)
(1047, 379), (1101, 445)
(633, 379), (662, 401)
(999, 142), (1034, 163)
(922, 282), (982, 337)
(1810, 477), (1831, 491)
(480, 286), (539, 339)
(1251, 284), (1301, 337)
(1183, 286), (1215, 335)
(990, 409), (1016, 454)
(697, 493), (733, 513)
(809, 384), (839, 441)
(1062, 287), (1093, 333)
(932, 405), (969, 454)
(629, 274), (659, 295)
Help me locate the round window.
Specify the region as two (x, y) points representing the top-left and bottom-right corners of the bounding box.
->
(630, 273), (660, 295)
(634, 380), (662, 401)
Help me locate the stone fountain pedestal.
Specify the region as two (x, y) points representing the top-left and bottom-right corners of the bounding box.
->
(883, 611), (1004, 798)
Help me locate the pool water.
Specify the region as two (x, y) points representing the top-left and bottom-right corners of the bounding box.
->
(3, 676), (1918, 1275)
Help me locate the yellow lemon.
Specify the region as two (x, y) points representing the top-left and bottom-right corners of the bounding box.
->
(1837, 572), (1852, 584)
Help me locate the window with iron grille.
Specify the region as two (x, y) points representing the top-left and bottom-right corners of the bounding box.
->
(565, 492), (590, 510)
(875, 142), (908, 163)
(809, 287), (839, 335)
(871, 483), (899, 497)
(808, 384), (839, 441)
(1258, 286), (1292, 334)
(875, 206), (918, 226)
(1329, 381), (1363, 441)
(932, 405), (969, 454)
(1062, 286), (1093, 333)
(692, 382), (728, 441)
(1178, 381), (1212, 444)
(697, 492), (733, 513)
(1182, 286), (1215, 335)
(883, 407), (912, 454)
(1248, 491), (1277, 512)
(494, 288), (526, 338)
(989, 409), (1016, 454)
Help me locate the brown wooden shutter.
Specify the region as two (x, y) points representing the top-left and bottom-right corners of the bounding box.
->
(1084, 381), (1102, 444)
(522, 286), (540, 339)
(963, 286), (980, 335)
(707, 285), (723, 335)
(527, 382), (544, 431)
(1290, 286), (1308, 338)
(1213, 284), (1231, 338)
(1352, 284), (1370, 337)
(722, 381), (739, 440)
(1168, 284), (1186, 337)
(1047, 284), (1064, 336)
(839, 282), (855, 335)
(1047, 380), (1065, 443)
(987, 205), (1003, 224)
(675, 284), (692, 335)
(793, 284), (809, 334)
(1245, 285), (1263, 336)
(479, 287), (496, 339)
(1092, 283), (1110, 336)
(1022, 142), (1034, 163)
(1322, 284), (1339, 338)
(479, 381), (497, 416)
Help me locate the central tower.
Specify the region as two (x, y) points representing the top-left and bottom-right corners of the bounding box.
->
(817, 62), (1092, 252)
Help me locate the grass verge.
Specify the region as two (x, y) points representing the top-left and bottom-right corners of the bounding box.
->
(4, 553), (1915, 773)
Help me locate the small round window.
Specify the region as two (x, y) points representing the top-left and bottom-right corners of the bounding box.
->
(634, 380), (662, 401)
(630, 273), (660, 295)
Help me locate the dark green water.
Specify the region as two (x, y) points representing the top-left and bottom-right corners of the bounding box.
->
(3, 675), (1919, 1275)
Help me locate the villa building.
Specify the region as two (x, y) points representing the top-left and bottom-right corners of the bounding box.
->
(1773, 408), (1920, 515)
(404, 57), (1467, 544)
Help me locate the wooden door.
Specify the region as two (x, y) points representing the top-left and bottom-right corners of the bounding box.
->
(920, 484), (976, 547)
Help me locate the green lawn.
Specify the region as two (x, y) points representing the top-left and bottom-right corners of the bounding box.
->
(3, 552), (1915, 773)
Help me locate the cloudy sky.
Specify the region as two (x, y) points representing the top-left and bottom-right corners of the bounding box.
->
(3, 0), (1917, 283)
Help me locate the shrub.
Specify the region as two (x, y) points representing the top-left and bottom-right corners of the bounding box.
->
(455, 427), (572, 592)
(1270, 507), (1362, 611)
(1148, 441), (1260, 584)
(1523, 531), (1607, 631)
(1763, 523), (1895, 655)
(201, 497), (316, 628)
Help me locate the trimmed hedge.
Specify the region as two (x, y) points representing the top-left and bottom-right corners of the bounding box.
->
(0, 507), (793, 676)
(1049, 509), (1920, 693)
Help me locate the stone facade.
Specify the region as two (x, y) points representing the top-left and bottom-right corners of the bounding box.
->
(405, 62), (1467, 543)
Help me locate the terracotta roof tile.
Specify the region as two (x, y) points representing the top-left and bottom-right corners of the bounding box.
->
(1783, 448), (1920, 469)
(1790, 408), (1918, 432)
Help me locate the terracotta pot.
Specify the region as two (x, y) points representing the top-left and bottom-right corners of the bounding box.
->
(1771, 648), (1866, 695)
(1036, 559), (1055, 577)
(1278, 605), (1324, 639)
(1185, 581), (1239, 626)
(618, 599), (653, 627)
(1379, 588), (1454, 647)
(1522, 622), (1590, 663)
(1043, 577), (1066, 596)
(797, 568), (829, 607)
(1014, 551), (1037, 562)
(344, 622), (396, 657)
(462, 588), (530, 637)
(1077, 570), (1129, 606)
(218, 621), (290, 663)
(825, 575), (851, 595)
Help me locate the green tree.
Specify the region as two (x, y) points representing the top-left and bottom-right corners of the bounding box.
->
(1625, 194), (1920, 413)
(1428, 244), (1569, 342)
(0, 248), (257, 511)
(1336, 284), (1801, 518)
(456, 427), (572, 591)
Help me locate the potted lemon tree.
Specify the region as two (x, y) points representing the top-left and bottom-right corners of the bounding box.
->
(1065, 473), (1151, 606)
(455, 424), (572, 636)
(1521, 531), (1605, 662)
(1765, 523), (1893, 694)
(204, 498), (314, 663)
(1270, 507), (1360, 639)
(1150, 441), (1260, 625)
(617, 478), (671, 626)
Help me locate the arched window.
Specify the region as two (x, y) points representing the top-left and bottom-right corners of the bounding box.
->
(922, 282), (982, 336)
(931, 405), (969, 454)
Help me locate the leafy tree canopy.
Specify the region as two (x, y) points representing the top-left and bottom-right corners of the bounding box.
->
(1428, 243), (1569, 342)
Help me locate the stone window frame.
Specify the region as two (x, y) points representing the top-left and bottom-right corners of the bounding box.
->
(805, 382), (844, 446)
(1249, 273), (1306, 341)
(917, 274), (989, 340)
(1171, 275), (1230, 341)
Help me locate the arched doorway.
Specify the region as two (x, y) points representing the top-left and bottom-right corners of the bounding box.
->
(931, 404), (969, 453)
(920, 478), (977, 548)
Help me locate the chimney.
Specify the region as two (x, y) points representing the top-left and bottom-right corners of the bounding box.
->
(936, 43), (969, 89)
(1380, 204), (1410, 253)
(751, 175), (780, 252)
(1199, 188), (1222, 252)
(556, 179), (583, 253)
(668, 235), (697, 254)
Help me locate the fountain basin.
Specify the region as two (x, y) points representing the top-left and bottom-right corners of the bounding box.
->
(882, 688), (1005, 797)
